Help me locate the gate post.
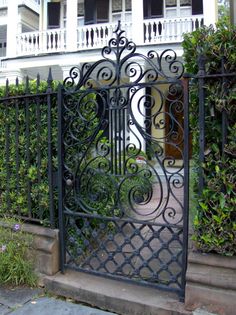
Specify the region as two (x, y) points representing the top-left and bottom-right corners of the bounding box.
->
(181, 74), (190, 301)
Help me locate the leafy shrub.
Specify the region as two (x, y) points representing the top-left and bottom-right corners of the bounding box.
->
(0, 80), (58, 225)
(182, 20), (236, 255)
(0, 218), (37, 286)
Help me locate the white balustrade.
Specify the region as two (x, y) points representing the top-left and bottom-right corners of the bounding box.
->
(77, 23), (115, 50)
(15, 17), (203, 57)
(16, 29), (66, 56)
(143, 15), (204, 44)
(77, 22), (132, 50)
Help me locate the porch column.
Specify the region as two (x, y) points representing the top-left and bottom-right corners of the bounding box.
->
(230, 0), (236, 25)
(203, 0), (218, 26)
(66, 0), (78, 51)
(39, 0), (48, 31)
(129, 59), (146, 153)
(7, 1), (18, 57)
(131, 0), (143, 45)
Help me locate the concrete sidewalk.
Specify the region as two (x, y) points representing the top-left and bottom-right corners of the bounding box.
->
(0, 285), (219, 315)
(0, 287), (117, 315)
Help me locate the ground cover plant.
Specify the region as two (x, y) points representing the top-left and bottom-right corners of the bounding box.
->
(0, 218), (37, 286)
(182, 19), (236, 255)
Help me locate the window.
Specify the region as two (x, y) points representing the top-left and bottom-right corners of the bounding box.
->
(192, 0), (203, 15)
(166, 0), (177, 7)
(97, 0), (109, 23)
(125, 0), (131, 11)
(48, 2), (60, 29)
(112, 0), (122, 12)
(78, 2), (84, 16)
(144, 0), (163, 19)
(111, 0), (132, 23)
(84, 0), (109, 24)
(180, 0), (191, 6)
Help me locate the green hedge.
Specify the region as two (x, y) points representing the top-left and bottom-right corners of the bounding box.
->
(182, 20), (236, 255)
(0, 80), (58, 225)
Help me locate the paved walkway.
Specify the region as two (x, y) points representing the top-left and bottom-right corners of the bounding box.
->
(0, 287), (117, 315)
(0, 285), (219, 315)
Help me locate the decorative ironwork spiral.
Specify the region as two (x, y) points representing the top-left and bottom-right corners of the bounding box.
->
(62, 22), (185, 225)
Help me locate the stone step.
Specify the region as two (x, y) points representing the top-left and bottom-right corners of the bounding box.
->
(43, 270), (192, 315)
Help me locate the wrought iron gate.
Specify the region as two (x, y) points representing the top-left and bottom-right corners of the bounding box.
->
(58, 23), (189, 299)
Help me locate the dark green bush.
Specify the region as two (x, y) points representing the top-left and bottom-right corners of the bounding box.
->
(182, 20), (236, 255)
(0, 80), (58, 225)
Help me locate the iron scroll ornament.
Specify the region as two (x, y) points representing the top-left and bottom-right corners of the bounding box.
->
(63, 21), (184, 91)
(62, 22), (185, 225)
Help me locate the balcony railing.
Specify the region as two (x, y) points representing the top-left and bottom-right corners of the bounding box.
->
(15, 16), (203, 57)
(16, 29), (66, 55)
(77, 22), (132, 49)
(143, 15), (204, 43)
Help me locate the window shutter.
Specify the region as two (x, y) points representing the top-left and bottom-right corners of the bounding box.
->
(97, 0), (109, 23)
(85, 0), (95, 25)
(151, 0), (163, 17)
(143, 0), (149, 19)
(48, 2), (60, 29)
(143, 0), (163, 19)
(192, 0), (203, 15)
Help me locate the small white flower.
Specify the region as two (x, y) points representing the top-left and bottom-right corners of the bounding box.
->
(0, 244), (7, 252)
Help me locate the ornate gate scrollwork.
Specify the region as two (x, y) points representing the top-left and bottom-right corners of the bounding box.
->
(58, 22), (189, 298)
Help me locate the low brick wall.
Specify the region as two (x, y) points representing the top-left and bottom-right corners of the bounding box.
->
(185, 251), (236, 315)
(22, 224), (60, 276)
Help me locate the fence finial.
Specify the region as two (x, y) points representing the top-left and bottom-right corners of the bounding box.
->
(47, 68), (53, 88)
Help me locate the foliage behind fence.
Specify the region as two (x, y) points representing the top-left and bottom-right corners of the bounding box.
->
(0, 73), (58, 227)
(183, 21), (236, 255)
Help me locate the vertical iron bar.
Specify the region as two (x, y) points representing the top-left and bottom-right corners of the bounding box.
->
(25, 76), (32, 218)
(197, 55), (206, 195)
(15, 78), (20, 215)
(47, 69), (55, 227)
(36, 74), (42, 220)
(122, 107), (126, 175)
(181, 76), (190, 301)
(114, 109), (118, 174)
(110, 100), (113, 174)
(118, 95), (122, 175)
(5, 79), (10, 211)
(221, 57), (228, 155)
(57, 84), (65, 272)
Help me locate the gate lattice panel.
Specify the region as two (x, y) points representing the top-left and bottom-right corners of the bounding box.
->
(58, 23), (189, 298)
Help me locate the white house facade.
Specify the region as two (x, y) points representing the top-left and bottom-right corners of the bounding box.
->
(0, 0), (218, 83)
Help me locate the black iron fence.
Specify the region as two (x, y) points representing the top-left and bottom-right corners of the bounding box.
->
(196, 56), (236, 195)
(0, 71), (58, 227)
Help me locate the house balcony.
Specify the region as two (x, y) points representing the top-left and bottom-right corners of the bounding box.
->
(15, 15), (203, 57)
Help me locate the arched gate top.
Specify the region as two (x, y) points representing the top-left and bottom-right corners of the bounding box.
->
(63, 21), (185, 92)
